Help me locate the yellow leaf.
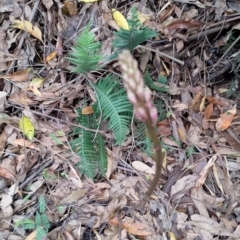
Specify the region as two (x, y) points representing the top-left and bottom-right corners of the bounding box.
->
(28, 78), (45, 96)
(19, 116), (34, 140)
(137, 11), (150, 23)
(12, 20), (43, 42)
(25, 230), (36, 240)
(45, 51), (57, 62)
(112, 9), (129, 30)
(79, 0), (99, 2)
(30, 78), (45, 89)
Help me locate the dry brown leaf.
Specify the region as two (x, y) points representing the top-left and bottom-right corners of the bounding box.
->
(157, 120), (172, 136)
(13, 139), (40, 151)
(191, 187), (209, 217)
(62, 0), (78, 16)
(132, 161), (155, 175)
(204, 103), (213, 120)
(206, 96), (229, 107)
(216, 105), (236, 131)
(213, 163), (224, 194)
(109, 217), (153, 236)
(42, 0), (53, 9)
(196, 155), (217, 188)
(4, 68), (33, 82)
(190, 91), (203, 112)
(9, 91), (36, 106)
(46, 50), (57, 62)
(166, 19), (203, 35)
(59, 189), (87, 205)
(0, 167), (16, 181)
(162, 137), (179, 147)
(171, 175), (197, 202)
(12, 20), (43, 42)
(81, 106), (94, 115)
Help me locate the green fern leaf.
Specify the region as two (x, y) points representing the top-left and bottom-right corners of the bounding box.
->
(36, 226), (47, 240)
(144, 70), (169, 94)
(38, 195), (46, 214)
(96, 133), (107, 174)
(35, 212), (42, 227)
(71, 114), (100, 178)
(67, 24), (102, 73)
(41, 214), (50, 232)
(134, 123), (153, 156)
(94, 75), (133, 144)
(24, 223), (35, 230)
(112, 7), (157, 56)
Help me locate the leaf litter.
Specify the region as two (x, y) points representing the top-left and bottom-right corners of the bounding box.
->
(0, 0), (240, 239)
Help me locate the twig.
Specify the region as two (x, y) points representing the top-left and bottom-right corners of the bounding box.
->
(19, 159), (54, 190)
(210, 34), (240, 72)
(138, 45), (185, 65)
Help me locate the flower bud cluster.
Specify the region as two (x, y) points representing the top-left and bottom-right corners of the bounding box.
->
(118, 50), (158, 125)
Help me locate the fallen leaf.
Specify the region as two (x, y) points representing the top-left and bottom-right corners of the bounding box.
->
(9, 91), (36, 106)
(166, 19), (203, 31)
(59, 188), (87, 205)
(196, 155), (217, 188)
(12, 20), (43, 42)
(62, 0), (78, 16)
(109, 217), (153, 236)
(19, 116), (34, 140)
(132, 161), (155, 175)
(4, 68), (33, 82)
(29, 77), (44, 96)
(204, 103), (213, 119)
(81, 106), (93, 115)
(137, 11), (150, 23)
(45, 51), (57, 62)
(216, 105), (236, 131)
(112, 9), (129, 30)
(13, 139), (40, 151)
(79, 0), (99, 2)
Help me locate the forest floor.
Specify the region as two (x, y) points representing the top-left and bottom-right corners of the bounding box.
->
(0, 0), (240, 239)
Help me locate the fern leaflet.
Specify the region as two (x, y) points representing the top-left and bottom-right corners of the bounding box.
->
(134, 123), (153, 156)
(71, 113), (107, 178)
(93, 75), (133, 144)
(112, 7), (157, 57)
(67, 24), (102, 73)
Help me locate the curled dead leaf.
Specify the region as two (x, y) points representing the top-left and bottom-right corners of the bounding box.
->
(216, 105), (236, 131)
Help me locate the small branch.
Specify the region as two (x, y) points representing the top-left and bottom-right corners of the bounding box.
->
(210, 34), (240, 72)
(138, 45), (185, 66)
(19, 159), (54, 190)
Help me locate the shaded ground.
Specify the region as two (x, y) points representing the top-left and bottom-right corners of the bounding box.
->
(0, 0), (240, 239)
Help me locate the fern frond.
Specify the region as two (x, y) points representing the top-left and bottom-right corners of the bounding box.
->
(93, 75), (133, 144)
(24, 223), (35, 230)
(67, 24), (102, 73)
(144, 70), (169, 94)
(71, 114), (100, 178)
(38, 195), (46, 213)
(96, 133), (107, 175)
(36, 226), (47, 240)
(35, 212), (41, 227)
(41, 214), (50, 232)
(112, 7), (157, 56)
(134, 123), (153, 156)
